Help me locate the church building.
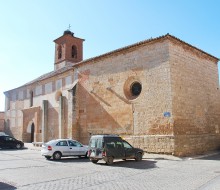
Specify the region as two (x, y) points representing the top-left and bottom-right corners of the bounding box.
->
(3, 30), (220, 156)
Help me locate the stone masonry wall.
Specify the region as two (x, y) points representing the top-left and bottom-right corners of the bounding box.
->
(169, 40), (220, 156)
(0, 112), (4, 120)
(76, 39), (175, 153)
(123, 135), (175, 154)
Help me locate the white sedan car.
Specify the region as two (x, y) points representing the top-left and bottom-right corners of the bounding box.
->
(41, 139), (88, 160)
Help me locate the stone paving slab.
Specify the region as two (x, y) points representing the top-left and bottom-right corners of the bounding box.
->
(0, 148), (220, 190)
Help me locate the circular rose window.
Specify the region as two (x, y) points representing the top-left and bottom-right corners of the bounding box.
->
(130, 82), (142, 96)
(124, 77), (142, 100)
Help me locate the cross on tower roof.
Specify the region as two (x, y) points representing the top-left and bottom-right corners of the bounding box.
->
(68, 24), (71, 30)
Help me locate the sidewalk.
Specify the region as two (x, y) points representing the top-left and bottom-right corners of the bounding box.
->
(24, 143), (42, 151)
(144, 152), (183, 161)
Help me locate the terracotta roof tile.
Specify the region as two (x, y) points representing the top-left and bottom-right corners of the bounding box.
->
(75, 33), (218, 67)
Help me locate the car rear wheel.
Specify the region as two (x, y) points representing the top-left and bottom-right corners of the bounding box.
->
(15, 143), (21, 149)
(53, 152), (62, 160)
(106, 157), (114, 165)
(135, 153), (143, 161)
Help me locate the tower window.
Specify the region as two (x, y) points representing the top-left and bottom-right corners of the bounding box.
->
(72, 45), (77, 58)
(58, 45), (62, 59)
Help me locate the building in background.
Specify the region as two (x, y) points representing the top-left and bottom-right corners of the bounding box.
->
(3, 31), (220, 156)
(0, 112), (5, 132)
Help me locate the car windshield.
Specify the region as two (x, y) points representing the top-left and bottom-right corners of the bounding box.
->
(123, 141), (133, 149)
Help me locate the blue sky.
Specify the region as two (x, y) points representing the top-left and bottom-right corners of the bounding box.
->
(0, 0), (219, 111)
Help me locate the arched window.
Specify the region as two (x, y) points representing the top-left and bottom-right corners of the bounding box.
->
(72, 45), (77, 58)
(58, 45), (62, 59)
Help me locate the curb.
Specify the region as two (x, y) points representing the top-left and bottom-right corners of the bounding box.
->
(185, 151), (220, 160)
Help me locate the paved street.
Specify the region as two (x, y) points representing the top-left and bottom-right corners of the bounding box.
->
(0, 147), (220, 190)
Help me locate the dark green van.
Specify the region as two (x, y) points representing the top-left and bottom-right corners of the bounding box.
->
(88, 134), (144, 165)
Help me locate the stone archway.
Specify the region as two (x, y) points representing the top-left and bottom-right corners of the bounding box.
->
(22, 107), (41, 142)
(27, 121), (35, 143)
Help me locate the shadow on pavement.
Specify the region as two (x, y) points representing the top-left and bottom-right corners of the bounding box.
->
(45, 157), (157, 169)
(0, 147), (27, 151)
(0, 182), (17, 190)
(197, 152), (220, 161)
(47, 157), (90, 163)
(97, 159), (157, 170)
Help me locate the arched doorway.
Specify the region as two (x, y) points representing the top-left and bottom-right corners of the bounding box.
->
(31, 123), (35, 142)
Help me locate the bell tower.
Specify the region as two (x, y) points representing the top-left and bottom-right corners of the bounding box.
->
(54, 30), (85, 70)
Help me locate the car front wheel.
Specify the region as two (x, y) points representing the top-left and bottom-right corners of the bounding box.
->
(15, 143), (22, 149)
(53, 152), (62, 160)
(135, 153), (143, 161)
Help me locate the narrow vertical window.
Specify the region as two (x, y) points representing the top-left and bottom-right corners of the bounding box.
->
(72, 45), (77, 58)
(58, 45), (62, 59)
(5, 96), (10, 110)
(30, 91), (33, 107)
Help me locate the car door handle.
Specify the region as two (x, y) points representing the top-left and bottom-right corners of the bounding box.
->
(70, 148), (72, 149)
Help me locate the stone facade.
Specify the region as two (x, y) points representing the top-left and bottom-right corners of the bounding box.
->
(4, 67), (75, 142)
(169, 38), (220, 156)
(3, 32), (220, 156)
